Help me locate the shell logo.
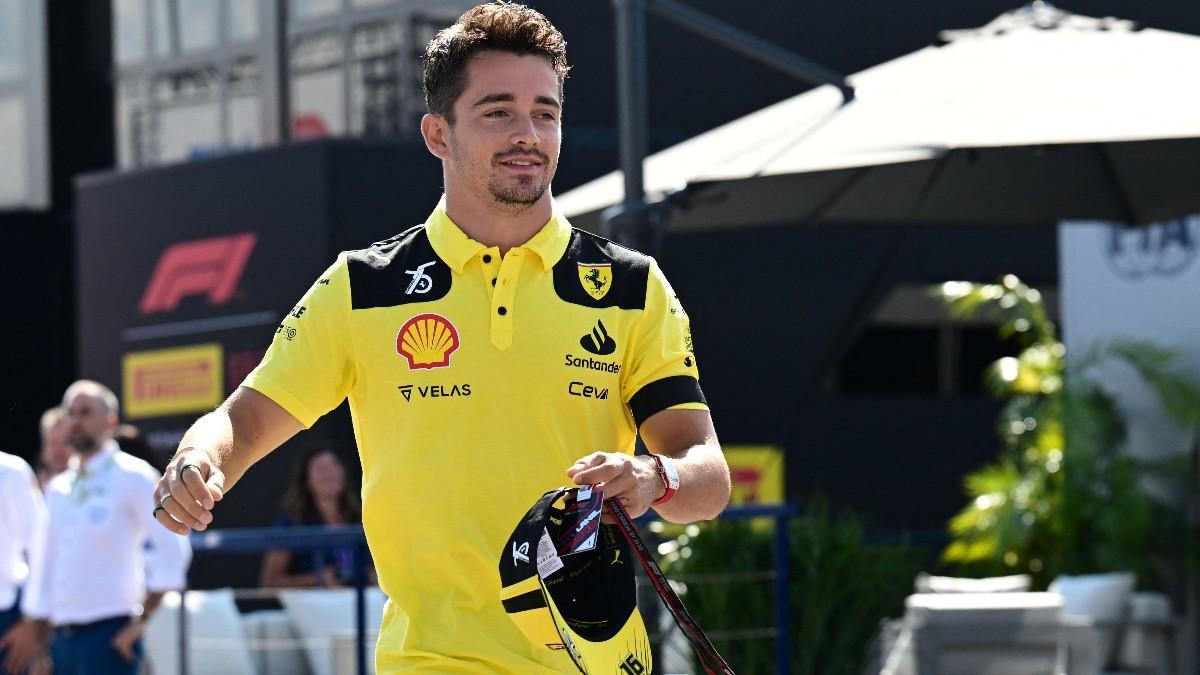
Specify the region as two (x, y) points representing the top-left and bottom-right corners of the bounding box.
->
(396, 313), (460, 369)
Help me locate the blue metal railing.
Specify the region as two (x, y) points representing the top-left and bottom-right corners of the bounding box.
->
(187, 503), (798, 675)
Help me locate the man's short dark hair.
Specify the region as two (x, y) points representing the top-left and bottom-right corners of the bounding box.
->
(423, 2), (570, 124)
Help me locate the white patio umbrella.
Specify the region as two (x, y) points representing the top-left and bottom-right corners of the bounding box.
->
(558, 4), (1200, 230)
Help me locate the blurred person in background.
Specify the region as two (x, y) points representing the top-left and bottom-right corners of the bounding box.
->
(23, 381), (191, 675)
(0, 450), (49, 675)
(113, 424), (163, 474)
(259, 447), (374, 588)
(34, 407), (70, 492)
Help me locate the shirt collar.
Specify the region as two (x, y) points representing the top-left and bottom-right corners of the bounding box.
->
(70, 439), (118, 475)
(424, 197), (572, 273)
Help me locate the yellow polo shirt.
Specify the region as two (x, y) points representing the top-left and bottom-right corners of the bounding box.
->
(243, 200), (706, 673)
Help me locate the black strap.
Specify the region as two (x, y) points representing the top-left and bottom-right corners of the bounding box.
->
(605, 498), (736, 675)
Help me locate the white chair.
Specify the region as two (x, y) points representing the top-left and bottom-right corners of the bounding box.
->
(241, 609), (312, 675)
(884, 592), (1066, 675)
(143, 589), (257, 675)
(875, 571), (1176, 675)
(1114, 592), (1173, 675)
(278, 588), (387, 675)
(1051, 573), (1176, 675)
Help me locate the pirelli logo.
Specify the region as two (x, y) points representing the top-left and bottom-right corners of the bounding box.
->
(139, 233), (257, 314)
(123, 344), (224, 419)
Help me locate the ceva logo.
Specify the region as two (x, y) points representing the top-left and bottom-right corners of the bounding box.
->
(139, 233), (258, 315)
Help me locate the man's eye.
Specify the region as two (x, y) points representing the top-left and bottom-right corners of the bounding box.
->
(484, 110), (508, 118)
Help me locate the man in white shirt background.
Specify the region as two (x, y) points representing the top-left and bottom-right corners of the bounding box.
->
(20, 381), (191, 675)
(0, 450), (48, 675)
(34, 408), (71, 493)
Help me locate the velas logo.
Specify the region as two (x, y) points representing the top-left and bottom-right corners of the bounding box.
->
(397, 383), (472, 401)
(577, 262), (612, 301)
(396, 313), (460, 369)
(140, 233), (258, 314)
(580, 320), (616, 356)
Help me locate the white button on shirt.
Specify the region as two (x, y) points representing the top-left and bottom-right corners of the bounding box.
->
(24, 441), (192, 625)
(0, 451), (46, 614)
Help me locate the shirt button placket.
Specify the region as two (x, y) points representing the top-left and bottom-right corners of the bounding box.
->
(491, 251), (522, 350)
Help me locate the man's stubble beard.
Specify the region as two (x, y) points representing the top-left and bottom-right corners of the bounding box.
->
(68, 431), (102, 456)
(450, 134), (555, 213)
(487, 171), (551, 209)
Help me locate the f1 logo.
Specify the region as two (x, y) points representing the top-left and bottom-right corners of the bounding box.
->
(139, 233), (257, 314)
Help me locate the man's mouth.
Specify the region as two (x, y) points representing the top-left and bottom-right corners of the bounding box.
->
(497, 155), (545, 171)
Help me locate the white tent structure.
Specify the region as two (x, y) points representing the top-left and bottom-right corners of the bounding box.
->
(558, 4), (1200, 231)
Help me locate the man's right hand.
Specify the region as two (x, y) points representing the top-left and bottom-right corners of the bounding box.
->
(0, 619), (48, 675)
(153, 448), (225, 534)
(150, 387), (306, 535)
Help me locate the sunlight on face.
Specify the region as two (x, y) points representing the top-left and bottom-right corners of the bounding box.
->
(307, 450), (346, 500)
(41, 418), (72, 472)
(446, 50), (562, 212)
(64, 393), (114, 454)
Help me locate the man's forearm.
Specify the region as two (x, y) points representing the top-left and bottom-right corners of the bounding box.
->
(176, 388), (290, 493)
(156, 387), (303, 535)
(650, 442), (731, 523)
(138, 592), (166, 622)
(175, 409), (244, 490)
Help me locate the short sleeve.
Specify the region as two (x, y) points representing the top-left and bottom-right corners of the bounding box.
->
(243, 255), (356, 428)
(622, 260), (707, 427)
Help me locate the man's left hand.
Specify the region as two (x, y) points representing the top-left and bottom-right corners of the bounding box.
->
(566, 452), (664, 520)
(111, 619), (145, 662)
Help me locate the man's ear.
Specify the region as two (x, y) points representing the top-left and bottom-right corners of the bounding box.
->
(421, 113), (452, 161)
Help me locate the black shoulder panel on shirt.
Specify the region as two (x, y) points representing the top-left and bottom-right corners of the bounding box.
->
(552, 229), (651, 309)
(345, 225), (452, 309)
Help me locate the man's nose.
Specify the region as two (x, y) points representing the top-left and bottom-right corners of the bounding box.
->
(510, 115), (539, 147)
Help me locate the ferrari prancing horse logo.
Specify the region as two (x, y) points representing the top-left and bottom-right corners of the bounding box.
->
(577, 263), (612, 301)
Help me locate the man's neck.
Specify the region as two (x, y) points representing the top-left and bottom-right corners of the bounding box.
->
(443, 186), (553, 256)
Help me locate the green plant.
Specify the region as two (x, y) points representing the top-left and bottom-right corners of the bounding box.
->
(936, 275), (1200, 588)
(660, 500), (922, 674)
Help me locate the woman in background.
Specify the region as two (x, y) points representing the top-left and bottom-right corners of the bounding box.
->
(260, 447), (374, 588)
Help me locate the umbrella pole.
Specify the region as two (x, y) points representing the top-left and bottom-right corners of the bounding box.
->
(605, 0), (654, 252)
(605, 0), (854, 254)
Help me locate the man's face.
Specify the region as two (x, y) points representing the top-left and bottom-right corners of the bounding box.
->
(64, 393), (115, 454)
(40, 419), (72, 473)
(444, 50), (562, 210)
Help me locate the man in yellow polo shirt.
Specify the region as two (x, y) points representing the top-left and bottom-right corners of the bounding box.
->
(152, 3), (731, 672)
